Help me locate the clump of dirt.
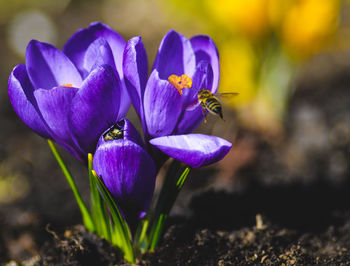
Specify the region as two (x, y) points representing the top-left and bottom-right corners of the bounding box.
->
(40, 225), (123, 265)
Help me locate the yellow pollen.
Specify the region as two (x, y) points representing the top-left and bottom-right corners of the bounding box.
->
(61, 84), (73, 87)
(168, 74), (192, 95)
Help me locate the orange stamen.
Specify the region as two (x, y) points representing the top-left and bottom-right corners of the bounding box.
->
(168, 74), (192, 95)
(61, 84), (73, 87)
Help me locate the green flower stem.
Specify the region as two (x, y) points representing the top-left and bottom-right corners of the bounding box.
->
(47, 140), (95, 232)
(148, 161), (190, 251)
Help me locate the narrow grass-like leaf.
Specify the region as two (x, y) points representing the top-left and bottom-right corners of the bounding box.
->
(176, 167), (190, 190)
(149, 213), (166, 251)
(91, 170), (135, 263)
(134, 218), (150, 254)
(88, 153), (111, 240)
(148, 160), (191, 251)
(47, 140), (95, 232)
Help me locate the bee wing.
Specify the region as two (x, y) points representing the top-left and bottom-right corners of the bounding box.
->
(185, 99), (201, 111)
(215, 92), (239, 99)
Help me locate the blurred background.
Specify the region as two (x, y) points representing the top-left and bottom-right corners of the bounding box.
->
(1, 0), (350, 263)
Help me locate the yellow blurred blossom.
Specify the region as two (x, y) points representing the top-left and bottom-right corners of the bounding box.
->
(206, 0), (271, 41)
(219, 39), (256, 106)
(281, 0), (340, 59)
(267, 0), (292, 29)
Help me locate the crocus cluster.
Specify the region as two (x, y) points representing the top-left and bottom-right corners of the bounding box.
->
(8, 22), (232, 229)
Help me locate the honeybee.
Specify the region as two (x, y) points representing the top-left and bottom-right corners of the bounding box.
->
(188, 89), (239, 122)
(103, 120), (125, 141)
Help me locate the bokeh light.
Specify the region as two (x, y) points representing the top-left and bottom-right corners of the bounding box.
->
(7, 10), (57, 57)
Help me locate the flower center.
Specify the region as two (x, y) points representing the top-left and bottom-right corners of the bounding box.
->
(168, 74), (192, 95)
(61, 84), (73, 87)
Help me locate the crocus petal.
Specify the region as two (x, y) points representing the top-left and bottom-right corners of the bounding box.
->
(175, 106), (203, 135)
(144, 70), (182, 138)
(26, 40), (82, 90)
(97, 118), (144, 149)
(175, 62), (213, 134)
(153, 30), (196, 80)
(83, 37), (116, 74)
(8, 64), (50, 138)
(190, 35), (219, 93)
(182, 61), (214, 107)
(34, 86), (81, 159)
(93, 140), (156, 223)
(123, 36), (148, 118)
(69, 65), (121, 155)
(117, 80), (131, 121)
(63, 22), (125, 78)
(150, 134), (232, 168)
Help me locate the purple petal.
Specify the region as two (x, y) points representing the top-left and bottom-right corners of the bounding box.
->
(69, 65), (121, 155)
(182, 61), (214, 107)
(34, 85), (82, 159)
(153, 30), (196, 80)
(83, 37), (116, 74)
(175, 61), (213, 134)
(144, 70), (182, 138)
(123, 36), (148, 119)
(117, 80), (131, 122)
(8, 64), (50, 138)
(175, 106), (203, 134)
(97, 118), (144, 149)
(26, 40), (82, 90)
(93, 139), (156, 223)
(63, 22), (125, 78)
(190, 35), (219, 93)
(150, 134), (232, 168)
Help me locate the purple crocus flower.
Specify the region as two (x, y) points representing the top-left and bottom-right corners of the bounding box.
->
(63, 22), (130, 117)
(123, 30), (231, 167)
(93, 118), (156, 227)
(8, 25), (127, 161)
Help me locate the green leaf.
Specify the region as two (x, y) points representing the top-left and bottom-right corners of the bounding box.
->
(88, 154), (111, 241)
(133, 218), (150, 254)
(91, 170), (135, 263)
(47, 140), (95, 232)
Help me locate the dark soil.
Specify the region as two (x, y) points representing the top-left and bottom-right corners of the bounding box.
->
(37, 181), (350, 265)
(2, 53), (350, 265)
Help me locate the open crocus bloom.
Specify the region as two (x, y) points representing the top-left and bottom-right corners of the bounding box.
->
(124, 30), (220, 137)
(93, 118), (156, 227)
(123, 30), (231, 167)
(8, 36), (125, 161)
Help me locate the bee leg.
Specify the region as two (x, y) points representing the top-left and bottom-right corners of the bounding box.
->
(202, 107), (208, 124)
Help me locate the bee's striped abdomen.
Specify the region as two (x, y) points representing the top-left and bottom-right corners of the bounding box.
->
(205, 97), (223, 119)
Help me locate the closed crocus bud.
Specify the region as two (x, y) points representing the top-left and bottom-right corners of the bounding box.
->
(93, 118), (156, 227)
